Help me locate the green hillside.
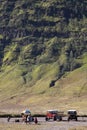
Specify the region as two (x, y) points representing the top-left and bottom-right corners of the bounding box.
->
(0, 0), (87, 113)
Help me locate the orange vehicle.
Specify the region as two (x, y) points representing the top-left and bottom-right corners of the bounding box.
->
(45, 110), (63, 121)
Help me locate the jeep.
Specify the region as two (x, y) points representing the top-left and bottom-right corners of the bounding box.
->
(67, 110), (78, 121)
(45, 110), (63, 121)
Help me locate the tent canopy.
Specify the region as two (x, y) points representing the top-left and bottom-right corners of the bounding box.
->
(21, 109), (31, 115)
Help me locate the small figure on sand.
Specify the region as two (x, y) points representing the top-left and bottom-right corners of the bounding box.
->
(34, 117), (38, 124)
(7, 115), (11, 122)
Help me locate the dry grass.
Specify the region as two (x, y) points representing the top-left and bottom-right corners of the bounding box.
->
(0, 55), (87, 114)
(0, 123), (41, 130)
(0, 122), (87, 130)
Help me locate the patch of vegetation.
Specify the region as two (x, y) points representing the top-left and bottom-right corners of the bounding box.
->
(0, 0), (87, 110)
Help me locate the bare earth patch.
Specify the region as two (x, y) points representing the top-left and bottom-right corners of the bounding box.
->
(0, 117), (87, 130)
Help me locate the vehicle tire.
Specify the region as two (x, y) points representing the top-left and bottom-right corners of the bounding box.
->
(53, 116), (57, 121)
(75, 117), (78, 121)
(45, 117), (48, 121)
(59, 117), (62, 121)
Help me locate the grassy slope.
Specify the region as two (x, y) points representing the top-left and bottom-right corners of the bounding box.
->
(0, 0), (87, 114)
(0, 53), (87, 114)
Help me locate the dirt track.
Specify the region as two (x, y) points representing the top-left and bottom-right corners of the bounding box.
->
(40, 121), (87, 130)
(0, 117), (87, 130)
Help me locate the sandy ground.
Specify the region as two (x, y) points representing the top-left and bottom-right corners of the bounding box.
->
(0, 117), (87, 130)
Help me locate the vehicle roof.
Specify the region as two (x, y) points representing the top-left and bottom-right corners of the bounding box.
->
(47, 110), (58, 112)
(68, 110), (77, 112)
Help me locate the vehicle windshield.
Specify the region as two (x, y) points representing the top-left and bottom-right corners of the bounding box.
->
(68, 111), (77, 114)
(48, 111), (58, 114)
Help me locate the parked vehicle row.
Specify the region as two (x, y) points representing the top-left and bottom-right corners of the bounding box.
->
(45, 109), (78, 121)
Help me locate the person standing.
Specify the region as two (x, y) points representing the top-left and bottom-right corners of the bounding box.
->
(7, 115), (11, 122)
(34, 117), (38, 124)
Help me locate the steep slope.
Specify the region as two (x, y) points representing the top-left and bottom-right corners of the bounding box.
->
(0, 0), (87, 113)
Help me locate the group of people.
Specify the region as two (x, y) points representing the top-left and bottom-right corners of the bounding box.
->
(7, 115), (38, 124)
(24, 115), (38, 124)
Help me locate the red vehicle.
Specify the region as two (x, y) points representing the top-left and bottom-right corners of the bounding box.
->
(45, 110), (63, 121)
